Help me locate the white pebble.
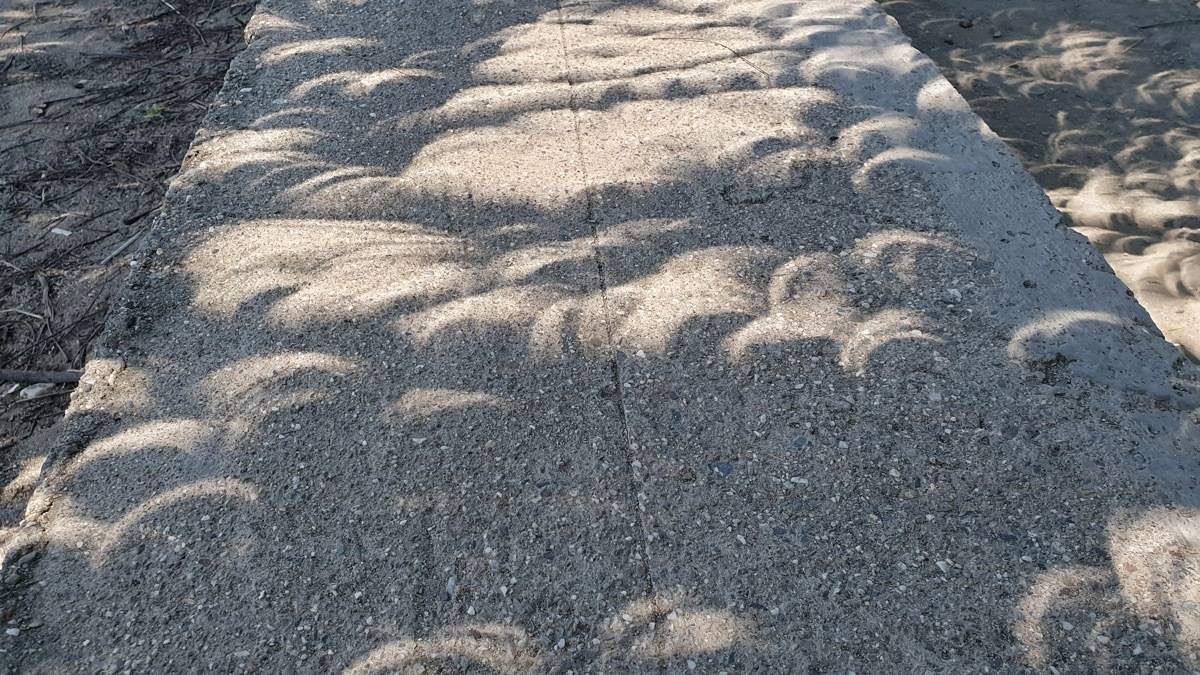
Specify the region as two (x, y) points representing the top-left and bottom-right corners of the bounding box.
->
(467, 605), (476, 616)
(736, 535), (747, 546)
(1061, 621), (1073, 631)
(1133, 645), (1144, 656)
(687, 661), (697, 670)
(18, 383), (55, 400)
(1096, 635), (1110, 644)
(936, 560), (950, 574)
(5, 628), (18, 637)
(888, 469), (900, 478)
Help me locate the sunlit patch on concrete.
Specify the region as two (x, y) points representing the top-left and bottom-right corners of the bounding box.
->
(390, 388), (508, 421)
(202, 352), (360, 409)
(602, 593), (755, 660)
(71, 420), (212, 470)
(288, 68), (439, 99)
(1109, 508), (1200, 651)
(259, 38), (378, 66)
(185, 219), (467, 324)
(1006, 310), (1124, 362)
(1015, 507), (1200, 667)
(606, 247), (764, 354)
(182, 128), (326, 185)
(345, 623), (541, 674)
(47, 477), (260, 566)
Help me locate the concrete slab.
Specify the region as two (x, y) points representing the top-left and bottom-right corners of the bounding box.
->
(4, 0), (1198, 672)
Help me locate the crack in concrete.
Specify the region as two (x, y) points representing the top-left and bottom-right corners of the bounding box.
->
(554, 0), (658, 603)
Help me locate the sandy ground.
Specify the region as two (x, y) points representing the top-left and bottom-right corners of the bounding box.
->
(882, 0), (1200, 360)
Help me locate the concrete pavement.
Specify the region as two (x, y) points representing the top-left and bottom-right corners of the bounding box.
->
(4, 0), (1199, 672)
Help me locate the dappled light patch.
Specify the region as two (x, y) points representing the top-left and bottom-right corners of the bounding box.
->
(344, 628), (541, 674)
(288, 68), (440, 99)
(259, 38), (379, 66)
(69, 420), (212, 470)
(1006, 310), (1124, 364)
(607, 247), (764, 355)
(390, 388), (509, 421)
(185, 219), (468, 324)
(48, 477), (259, 566)
(201, 352), (361, 411)
(601, 593), (755, 660)
(1015, 507), (1200, 668)
(883, 0), (1200, 357)
(183, 128), (326, 184)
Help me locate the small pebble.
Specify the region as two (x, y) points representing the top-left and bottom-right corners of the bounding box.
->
(709, 462), (734, 477)
(687, 661), (697, 670)
(936, 560), (950, 574)
(5, 628), (18, 637)
(1133, 645), (1144, 656)
(1061, 621), (1073, 631)
(889, 468), (900, 478)
(1096, 635), (1110, 644)
(18, 383), (55, 400)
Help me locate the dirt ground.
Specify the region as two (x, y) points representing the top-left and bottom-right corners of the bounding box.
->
(882, 0), (1200, 360)
(0, 0), (252, 624)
